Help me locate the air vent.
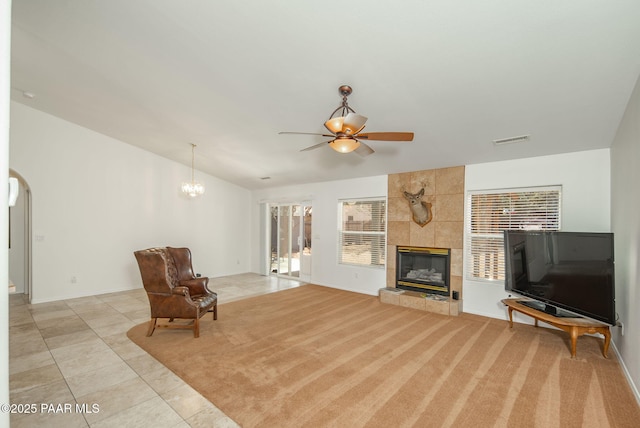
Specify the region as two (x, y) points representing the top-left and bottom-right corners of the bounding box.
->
(493, 135), (530, 146)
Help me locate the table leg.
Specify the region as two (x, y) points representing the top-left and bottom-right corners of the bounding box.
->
(602, 328), (611, 358)
(507, 307), (514, 328)
(570, 327), (578, 358)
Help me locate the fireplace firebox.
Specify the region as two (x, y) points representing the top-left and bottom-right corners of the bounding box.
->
(396, 246), (450, 296)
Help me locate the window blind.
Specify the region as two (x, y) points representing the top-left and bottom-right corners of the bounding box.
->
(466, 187), (561, 281)
(338, 198), (386, 267)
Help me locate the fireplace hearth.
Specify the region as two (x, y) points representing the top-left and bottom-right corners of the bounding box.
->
(396, 246), (450, 296)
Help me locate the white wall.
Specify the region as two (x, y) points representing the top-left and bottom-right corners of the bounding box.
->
(251, 175), (387, 296)
(9, 101), (252, 303)
(610, 73), (640, 400)
(463, 149), (611, 320)
(1, 1), (12, 424)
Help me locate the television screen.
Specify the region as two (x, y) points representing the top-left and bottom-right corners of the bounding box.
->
(504, 231), (615, 325)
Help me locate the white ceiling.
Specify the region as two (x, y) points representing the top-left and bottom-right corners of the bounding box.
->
(10, 1), (640, 190)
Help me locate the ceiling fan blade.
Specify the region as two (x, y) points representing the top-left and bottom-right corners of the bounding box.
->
(343, 113), (368, 135)
(356, 132), (414, 141)
(300, 141), (330, 152)
(280, 131), (335, 137)
(354, 141), (375, 157)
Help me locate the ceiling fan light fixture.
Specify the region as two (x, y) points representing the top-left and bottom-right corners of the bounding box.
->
(324, 117), (345, 133)
(329, 138), (360, 153)
(343, 113), (367, 135)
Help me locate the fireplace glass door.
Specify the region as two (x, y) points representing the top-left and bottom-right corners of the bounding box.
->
(396, 246), (450, 295)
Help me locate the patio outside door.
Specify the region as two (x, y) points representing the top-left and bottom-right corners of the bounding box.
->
(270, 204), (311, 278)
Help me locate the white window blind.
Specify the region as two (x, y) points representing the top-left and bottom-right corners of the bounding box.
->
(338, 198), (386, 267)
(466, 187), (561, 281)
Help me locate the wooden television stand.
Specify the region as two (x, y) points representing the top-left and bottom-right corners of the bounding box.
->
(501, 298), (611, 358)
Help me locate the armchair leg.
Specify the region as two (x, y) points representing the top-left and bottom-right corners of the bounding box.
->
(194, 317), (200, 338)
(213, 303), (218, 320)
(147, 318), (157, 337)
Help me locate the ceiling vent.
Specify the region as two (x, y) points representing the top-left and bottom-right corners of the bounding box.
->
(493, 135), (530, 146)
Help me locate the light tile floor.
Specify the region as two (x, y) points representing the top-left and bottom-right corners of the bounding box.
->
(9, 273), (303, 427)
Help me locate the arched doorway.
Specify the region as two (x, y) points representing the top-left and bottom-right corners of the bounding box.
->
(8, 169), (32, 302)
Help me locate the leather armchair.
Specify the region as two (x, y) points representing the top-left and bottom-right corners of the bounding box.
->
(167, 246), (218, 320)
(134, 247), (217, 338)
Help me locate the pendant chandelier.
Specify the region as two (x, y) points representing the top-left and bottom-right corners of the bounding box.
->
(181, 143), (205, 198)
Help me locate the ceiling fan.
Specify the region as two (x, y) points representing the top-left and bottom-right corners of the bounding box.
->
(279, 85), (414, 156)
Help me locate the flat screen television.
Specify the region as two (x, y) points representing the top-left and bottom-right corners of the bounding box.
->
(503, 231), (616, 325)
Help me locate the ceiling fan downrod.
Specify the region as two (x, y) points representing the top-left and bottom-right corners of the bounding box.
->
(329, 85), (356, 120)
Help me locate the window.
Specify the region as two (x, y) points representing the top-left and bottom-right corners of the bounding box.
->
(466, 186), (561, 281)
(338, 198), (386, 267)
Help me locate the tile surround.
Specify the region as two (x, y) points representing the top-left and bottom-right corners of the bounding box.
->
(386, 166), (465, 313)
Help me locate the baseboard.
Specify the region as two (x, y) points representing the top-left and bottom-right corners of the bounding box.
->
(29, 285), (143, 304)
(308, 280), (379, 297)
(611, 340), (640, 406)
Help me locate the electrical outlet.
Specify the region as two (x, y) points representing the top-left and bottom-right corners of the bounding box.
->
(70, 276), (77, 284)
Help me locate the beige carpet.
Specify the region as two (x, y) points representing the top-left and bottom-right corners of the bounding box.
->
(127, 285), (640, 427)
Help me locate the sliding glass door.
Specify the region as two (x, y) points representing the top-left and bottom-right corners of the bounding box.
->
(270, 204), (311, 278)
